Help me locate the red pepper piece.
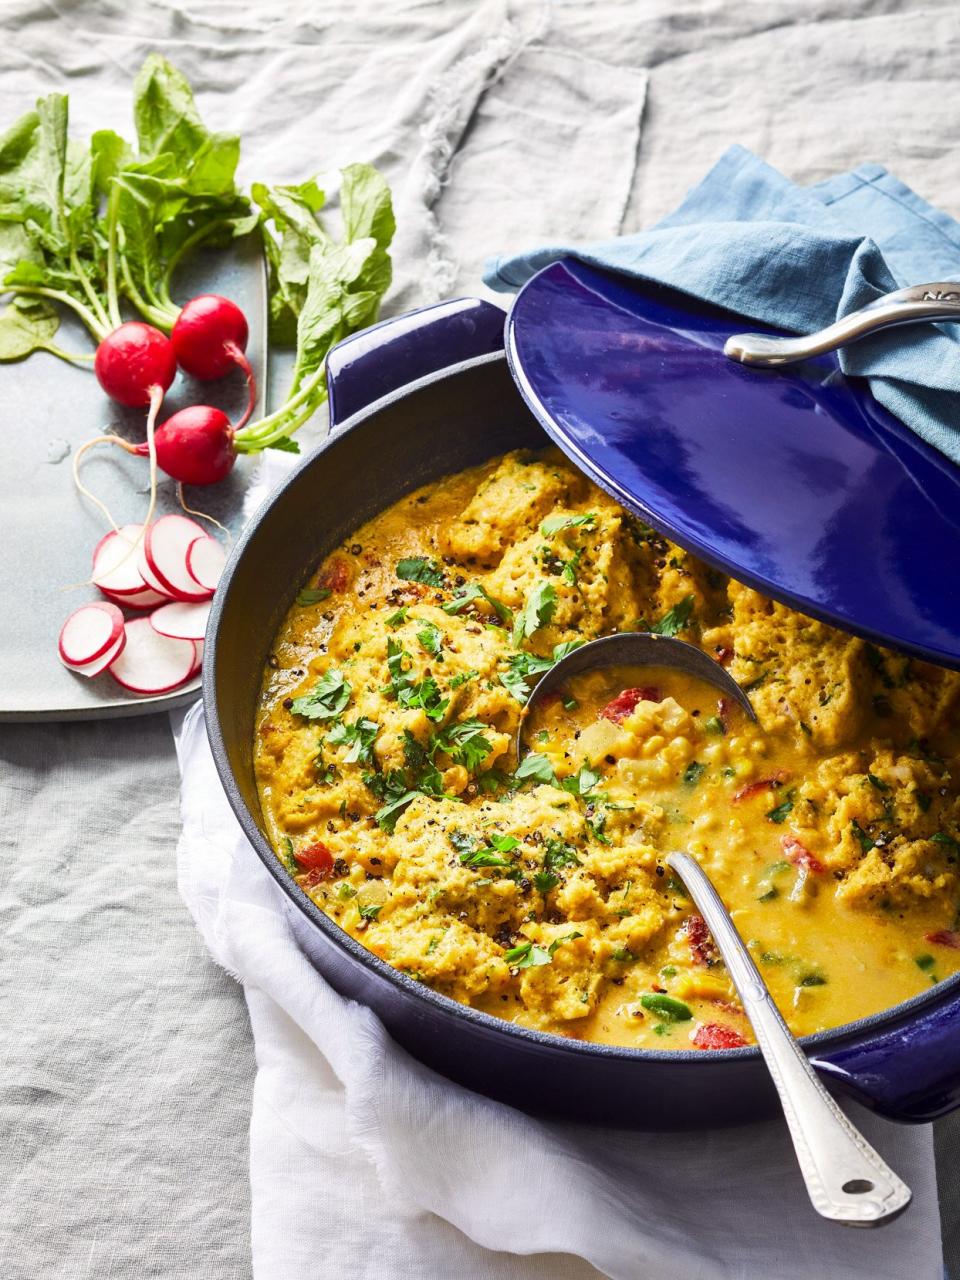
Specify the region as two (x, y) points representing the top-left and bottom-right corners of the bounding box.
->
(600, 686), (662, 723)
(692, 1022), (748, 1050)
(714, 646), (734, 666)
(319, 558), (349, 593)
(294, 840), (335, 876)
(732, 770), (790, 803)
(925, 929), (960, 949)
(683, 913), (718, 966)
(781, 834), (825, 875)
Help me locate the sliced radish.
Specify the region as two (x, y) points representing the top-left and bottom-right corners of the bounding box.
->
(62, 627), (126, 678)
(59, 602), (124, 666)
(185, 536), (225, 592)
(144, 515), (213, 603)
(92, 524), (149, 596)
(190, 640), (204, 678)
(100, 584), (168, 611)
(108, 617), (197, 695)
(135, 540), (180, 600)
(149, 600), (211, 642)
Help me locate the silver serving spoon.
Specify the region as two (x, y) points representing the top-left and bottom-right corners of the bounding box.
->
(724, 280), (960, 367)
(517, 631), (756, 756)
(516, 633), (911, 1225)
(668, 852), (912, 1227)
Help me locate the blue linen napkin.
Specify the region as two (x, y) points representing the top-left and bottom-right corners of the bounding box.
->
(484, 145), (960, 466)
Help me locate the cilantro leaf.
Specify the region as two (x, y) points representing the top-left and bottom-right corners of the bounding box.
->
(851, 819), (875, 851)
(328, 717), (379, 765)
(683, 761), (707, 787)
(513, 582), (557, 646)
(499, 640), (583, 705)
(442, 581), (512, 624)
(650, 594), (695, 637)
(504, 941), (551, 969)
(766, 791), (795, 824)
(430, 718), (493, 772)
(514, 752), (557, 786)
(540, 512), (596, 536)
(560, 764), (601, 797)
(290, 669), (351, 720)
(396, 556), (444, 588)
(416, 621), (443, 658)
(547, 930), (583, 956)
(297, 587), (332, 606)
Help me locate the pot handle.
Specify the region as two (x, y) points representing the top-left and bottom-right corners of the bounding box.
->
(325, 297), (506, 430)
(811, 986), (960, 1122)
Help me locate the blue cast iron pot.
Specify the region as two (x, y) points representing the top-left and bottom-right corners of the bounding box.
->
(204, 296), (960, 1129)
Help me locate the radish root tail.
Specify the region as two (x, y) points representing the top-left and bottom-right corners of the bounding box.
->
(72, 434), (142, 532)
(226, 342), (257, 430)
(176, 483), (231, 543)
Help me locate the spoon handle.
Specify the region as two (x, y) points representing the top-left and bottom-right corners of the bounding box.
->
(724, 281), (960, 366)
(666, 852), (912, 1226)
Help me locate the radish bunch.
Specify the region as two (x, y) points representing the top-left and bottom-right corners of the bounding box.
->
(59, 515), (226, 696)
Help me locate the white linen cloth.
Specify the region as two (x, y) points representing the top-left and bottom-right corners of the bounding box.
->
(175, 700), (943, 1280)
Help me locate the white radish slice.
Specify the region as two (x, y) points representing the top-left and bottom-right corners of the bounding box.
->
(145, 515), (213, 603)
(92, 524), (150, 595)
(108, 617), (197, 695)
(58, 602), (124, 666)
(149, 600), (211, 642)
(189, 640), (204, 679)
(185, 536), (225, 592)
(62, 627), (126, 678)
(100, 584), (168, 611)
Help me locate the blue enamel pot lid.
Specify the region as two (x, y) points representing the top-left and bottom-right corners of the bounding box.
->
(506, 258), (960, 671)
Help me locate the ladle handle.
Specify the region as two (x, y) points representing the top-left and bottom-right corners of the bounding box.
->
(724, 281), (960, 366)
(667, 852), (912, 1227)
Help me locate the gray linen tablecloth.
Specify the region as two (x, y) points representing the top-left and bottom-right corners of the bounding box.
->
(3, 2), (960, 1276)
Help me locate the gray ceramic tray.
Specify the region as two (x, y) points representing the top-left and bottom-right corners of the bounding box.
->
(0, 235), (268, 721)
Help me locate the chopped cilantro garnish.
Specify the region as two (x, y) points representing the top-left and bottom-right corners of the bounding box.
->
(416, 621), (443, 659)
(328, 717), (379, 765)
(499, 640), (583, 704)
(851, 819), (876, 852)
(279, 836), (299, 876)
(867, 772), (890, 792)
(296, 587), (332, 606)
(396, 556), (444, 587)
(650, 594), (695, 637)
(533, 870), (559, 894)
(916, 954), (936, 971)
(290, 669), (352, 721)
(547, 931), (583, 956)
(459, 847), (512, 869)
(512, 582), (557, 646)
(386, 607), (409, 628)
(543, 838), (581, 873)
(431, 718), (493, 771)
(559, 763), (601, 797)
(932, 832), (960, 855)
(766, 790), (795, 824)
(540, 512), (597, 536)
(683, 761), (707, 787)
(504, 941), (551, 969)
(448, 669), (478, 689)
(358, 902), (383, 920)
(704, 715), (725, 736)
(442, 581), (512, 624)
(514, 752), (557, 786)
(799, 972), (827, 987)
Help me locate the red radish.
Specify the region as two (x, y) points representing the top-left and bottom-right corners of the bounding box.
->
(100, 584), (168, 611)
(136, 540), (181, 600)
(92, 524), (150, 596)
(94, 322), (177, 408)
(108, 616), (196, 694)
(191, 640), (204, 678)
(150, 600), (211, 642)
(143, 515), (214, 603)
(63, 627), (127, 678)
(132, 405), (236, 485)
(172, 295), (256, 428)
(58, 602), (124, 666)
(185, 536), (226, 591)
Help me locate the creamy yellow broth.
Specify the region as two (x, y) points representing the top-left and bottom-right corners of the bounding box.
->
(254, 449), (960, 1050)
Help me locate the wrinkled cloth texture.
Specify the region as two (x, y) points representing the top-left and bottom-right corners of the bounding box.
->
(175, 701), (942, 1280)
(485, 144), (960, 466)
(4, 2), (960, 1278)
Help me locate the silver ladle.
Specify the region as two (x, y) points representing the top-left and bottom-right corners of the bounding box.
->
(517, 631), (911, 1226)
(517, 631), (756, 756)
(724, 280), (960, 367)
